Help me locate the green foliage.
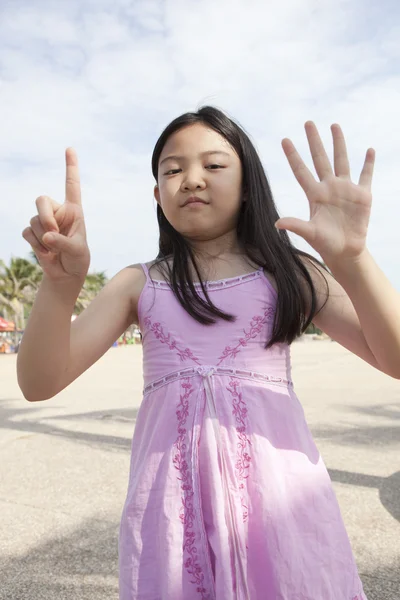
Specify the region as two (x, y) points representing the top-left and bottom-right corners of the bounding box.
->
(0, 256), (42, 330)
(0, 255), (108, 326)
(305, 322), (322, 335)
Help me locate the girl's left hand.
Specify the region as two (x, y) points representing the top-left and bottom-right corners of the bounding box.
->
(275, 121), (375, 266)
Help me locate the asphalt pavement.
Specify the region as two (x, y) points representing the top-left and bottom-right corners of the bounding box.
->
(0, 341), (399, 599)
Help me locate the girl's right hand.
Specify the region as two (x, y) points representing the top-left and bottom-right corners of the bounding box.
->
(22, 148), (91, 282)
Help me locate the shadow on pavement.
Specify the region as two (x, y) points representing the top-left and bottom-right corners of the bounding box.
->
(327, 468), (400, 524)
(308, 401), (400, 523)
(0, 513), (398, 600)
(0, 401), (138, 452)
(0, 517), (119, 600)
(2, 399), (399, 522)
(310, 401), (400, 447)
(1, 397), (399, 598)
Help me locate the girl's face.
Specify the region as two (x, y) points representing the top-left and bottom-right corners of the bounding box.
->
(154, 123), (244, 242)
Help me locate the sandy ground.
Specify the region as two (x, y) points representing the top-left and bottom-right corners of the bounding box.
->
(0, 340), (399, 599)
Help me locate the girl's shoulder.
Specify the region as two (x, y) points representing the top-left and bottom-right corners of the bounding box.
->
(144, 259), (171, 282)
(126, 260), (172, 317)
(107, 263), (147, 325)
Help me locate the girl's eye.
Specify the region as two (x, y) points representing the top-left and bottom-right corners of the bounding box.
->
(164, 165), (223, 175)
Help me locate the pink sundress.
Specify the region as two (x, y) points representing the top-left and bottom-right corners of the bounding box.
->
(118, 263), (367, 600)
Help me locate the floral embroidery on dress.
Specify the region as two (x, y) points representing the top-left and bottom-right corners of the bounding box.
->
(227, 378), (252, 523)
(217, 305), (275, 365)
(172, 379), (209, 599)
(144, 317), (201, 364)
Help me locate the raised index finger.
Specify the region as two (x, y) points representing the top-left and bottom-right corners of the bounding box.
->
(65, 147), (81, 205)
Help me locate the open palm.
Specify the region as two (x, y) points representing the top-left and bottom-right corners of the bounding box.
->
(275, 121), (375, 265)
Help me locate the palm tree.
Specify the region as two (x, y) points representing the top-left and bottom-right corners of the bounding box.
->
(0, 256), (42, 336)
(75, 271), (108, 314)
(28, 250), (108, 313)
(0, 254), (109, 338)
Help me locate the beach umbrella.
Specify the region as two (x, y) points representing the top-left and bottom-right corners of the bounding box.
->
(0, 317), (16, 332)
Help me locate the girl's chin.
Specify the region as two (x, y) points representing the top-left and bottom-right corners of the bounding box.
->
(179, 227), (218, 242)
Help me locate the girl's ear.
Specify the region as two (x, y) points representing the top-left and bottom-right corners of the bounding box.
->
(154, 185), (160, 205)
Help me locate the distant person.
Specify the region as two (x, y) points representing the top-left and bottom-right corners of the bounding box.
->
(17, 105), (397, 600)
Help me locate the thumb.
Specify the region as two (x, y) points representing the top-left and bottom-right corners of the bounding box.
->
(42, 231), (79, 254)
(275, 217), (313, 241)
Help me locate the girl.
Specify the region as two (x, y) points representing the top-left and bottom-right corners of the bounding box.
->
(18, 106), (400, 600)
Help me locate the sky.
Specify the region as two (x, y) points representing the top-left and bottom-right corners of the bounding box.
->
(1, 0), (399, 289)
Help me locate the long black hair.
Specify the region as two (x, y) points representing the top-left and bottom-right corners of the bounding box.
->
(151, 105), (329, 349)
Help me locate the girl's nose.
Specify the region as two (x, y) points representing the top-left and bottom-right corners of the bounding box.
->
(180, 167), (207, 192)
(181, 177), (206, 192)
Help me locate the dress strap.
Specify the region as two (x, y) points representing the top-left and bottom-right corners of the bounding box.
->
(141, 262), (150, 282)
(259, 269), (277, 298)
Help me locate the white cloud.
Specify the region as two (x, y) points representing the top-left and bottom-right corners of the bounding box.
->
(0, 0), (399, 289)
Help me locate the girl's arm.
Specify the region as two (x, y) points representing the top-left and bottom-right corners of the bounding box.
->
(17, 264), (145, 402)
(276, 121), (399, 377)
(328, 249), (400, 379)
(17, 274), (84, 401)
(303, 252), (400, 379)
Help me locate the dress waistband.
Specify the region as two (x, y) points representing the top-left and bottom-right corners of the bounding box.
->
(143, 364), (293, 396)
